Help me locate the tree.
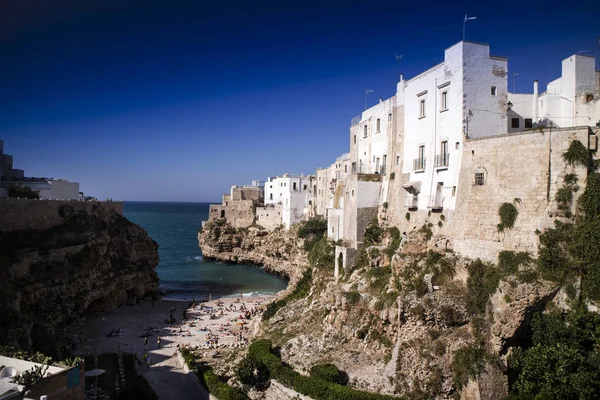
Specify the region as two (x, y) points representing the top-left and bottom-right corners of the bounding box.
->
(8, 183), (40, 199)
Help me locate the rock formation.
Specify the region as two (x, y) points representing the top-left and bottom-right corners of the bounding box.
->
(199, 219), (570, 399)
(0, 202), (159, 357)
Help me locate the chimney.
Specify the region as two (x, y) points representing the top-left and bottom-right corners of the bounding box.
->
(533, 80), (539, 122)
(379, 98), (383, 103)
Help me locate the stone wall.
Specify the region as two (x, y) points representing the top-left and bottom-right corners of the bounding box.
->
(227, 200), (256, 228)
(231, 186), (262, 202)
(256, 204), (283, 231)
(451, 126), (595, 261)
(0, 199), (123, 232)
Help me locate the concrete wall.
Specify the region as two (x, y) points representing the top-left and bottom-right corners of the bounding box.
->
(451, 126), (594, 261)
(0, 199), (123, 232)
(256, 204), (282, 231)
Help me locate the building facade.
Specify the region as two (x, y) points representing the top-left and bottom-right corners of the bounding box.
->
(508, 54), (600, 133)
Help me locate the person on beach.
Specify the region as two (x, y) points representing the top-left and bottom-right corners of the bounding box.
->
(157, 337), (162, 348)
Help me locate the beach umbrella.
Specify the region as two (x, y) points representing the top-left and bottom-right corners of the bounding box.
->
(84, 369), (106, 377)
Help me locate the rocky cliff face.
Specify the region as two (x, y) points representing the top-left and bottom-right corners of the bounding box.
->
(198, 221), (307, 284)
(201, 220), (560, 400)
(0, 203), (159, 357)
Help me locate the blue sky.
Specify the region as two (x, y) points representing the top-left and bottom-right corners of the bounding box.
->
(1, 0), (599, 201)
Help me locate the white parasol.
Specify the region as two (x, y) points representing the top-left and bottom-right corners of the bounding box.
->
(84, 369), (106, 377)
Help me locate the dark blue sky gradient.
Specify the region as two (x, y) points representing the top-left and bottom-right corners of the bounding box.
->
(2, 0), (599, 201)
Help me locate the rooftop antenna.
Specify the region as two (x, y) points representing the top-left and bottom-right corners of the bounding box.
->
(577, 50), (590, 54)
(396, 55), (403, 82)
(463, 14), (476, 41)
(365, 89), (374, 111)
(513, 72), (519, 93)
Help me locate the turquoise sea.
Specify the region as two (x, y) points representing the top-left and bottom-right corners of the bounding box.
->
(124, 201), (288, 300)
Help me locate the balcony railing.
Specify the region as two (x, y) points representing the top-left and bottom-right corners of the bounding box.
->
(406, 195), (419, 209)
(351, 164), (386, 175)
(413, 158), (426, 171)
(429, 196), (444, 210)
(434, 153), (450, 168)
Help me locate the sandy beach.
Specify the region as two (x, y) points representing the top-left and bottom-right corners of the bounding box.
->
(68, 294), (274, 400)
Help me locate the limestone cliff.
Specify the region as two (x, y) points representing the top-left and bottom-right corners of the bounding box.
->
(198, 220), (306, 284)
(0, 202), (159, 357)
(200, 220), (560, 399)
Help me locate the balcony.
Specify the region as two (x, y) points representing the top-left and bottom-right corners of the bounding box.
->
(428, 196), (444, 210)
(413, 158), (426, 172)
(406, 194), (419, 209)
(434, 153), (450, 169)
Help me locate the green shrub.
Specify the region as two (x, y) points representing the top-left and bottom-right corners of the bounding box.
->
(363, 219), (383, 245)
(244, 340), (402, 400)
(555, 187), (573, 203)
(8, 184), (40, 199)
(263, 269), (312, 320)
(508, 309), (600, 399)
(310, 363), (348, 385)
(466, 259), (500, 315)
(564, 173), (578, 186)
(383, 202), (388, 209)
(497, 251), (532, 275)
(298, 217), (328, 251)
(390, 172), (395, 180)
(198, 363), (248, 400)
(451, 346), (487, 390)
(562, 140), (590, 169)
(405, 212), (410, 221)
(368, 266), (392, 292)
(385, 227), (401, 259)
(497, 201), (519, 232)
(308, 237), (334, 269)
(344, 291), (361, 305)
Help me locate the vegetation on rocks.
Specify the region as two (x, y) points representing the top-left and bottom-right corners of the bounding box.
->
(263, 269), (313, 320)
(298, 217), (328, 251)
(240, 340), (403, 400)
(497, 198), (521, 232)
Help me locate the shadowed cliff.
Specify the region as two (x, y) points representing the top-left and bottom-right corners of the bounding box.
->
(0, 201), (159, 357)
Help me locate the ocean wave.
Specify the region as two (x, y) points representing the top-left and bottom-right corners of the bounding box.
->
(184, 255), (203, 262)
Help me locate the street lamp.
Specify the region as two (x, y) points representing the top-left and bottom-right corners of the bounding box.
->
(513, 72), (519, 93)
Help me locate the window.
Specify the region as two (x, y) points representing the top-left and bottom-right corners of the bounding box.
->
(293, 182), (297, 191)
(269, 185), (272, 189)
(269, 193), (273, 200)
(418, 145), (425, 161)
(396, 156), (400, 165)
(525, 118), (533, 129)
(441, 91), (448, 111)
(491, 86), (497, 96)
(455, 142), (460, 149)
(452, 186), (456, 197)
(388, 113), (392, 121)
(353, 135), (356, 144)
(376, 118), (381, 132)
(475, 172), (485, 186)
(344, 165), (347, 173)
(586, 94), (594, 103)
(441, 140), (448, 155)
(352, 190), (354, 197)
(364, 125), (368, 138)
(303, 184), (307, 190)
(419, 99), (426, 118)
(511, 118), (520, 128)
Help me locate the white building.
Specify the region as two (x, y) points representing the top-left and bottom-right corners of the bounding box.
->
(22, 178), (81, 200)
(352, 97), (395, 176)
(508, 54), (600, 132)
(400, 41), (509, 212)
(264, 174), (313, 229)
